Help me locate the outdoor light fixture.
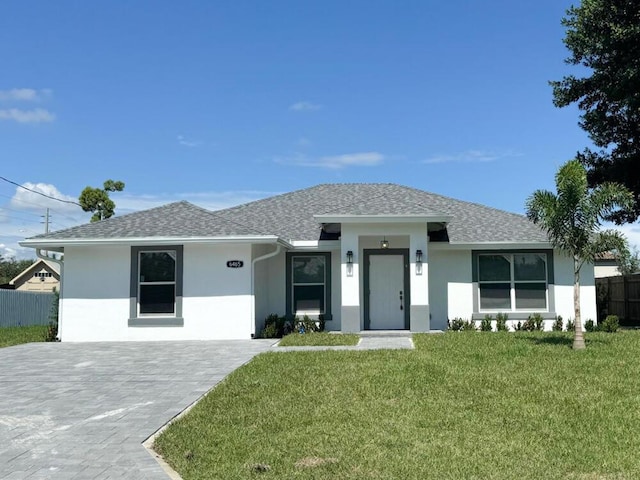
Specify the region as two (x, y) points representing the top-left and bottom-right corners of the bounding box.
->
(381, 237), (389, 249)
(416, 249), (423, 275)
(346, 250), (353, 265)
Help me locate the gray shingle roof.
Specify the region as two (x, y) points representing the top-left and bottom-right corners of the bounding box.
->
(27, 184), (548, 244)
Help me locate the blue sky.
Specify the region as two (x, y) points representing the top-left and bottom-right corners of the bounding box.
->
(1, 0), (638, 258)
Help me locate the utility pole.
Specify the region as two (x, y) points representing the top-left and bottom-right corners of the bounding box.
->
(41, 208), (50, 234)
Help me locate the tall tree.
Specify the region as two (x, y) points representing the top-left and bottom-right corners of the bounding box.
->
(0, 256), (35, 285)
(526, 159), (633, 349)
(79, 179), (125, 222)
(550, 0), (640, 223)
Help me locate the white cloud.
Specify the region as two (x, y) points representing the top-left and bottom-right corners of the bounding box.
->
(277, 152), (384, 169)
(289, 101), (322, 112)
(423, 149), (520, 164)
(177, 135), (202, 148)
(10, 183), (81, 214)
(0, 108), (55, 123)
(0, 88), (51, 102)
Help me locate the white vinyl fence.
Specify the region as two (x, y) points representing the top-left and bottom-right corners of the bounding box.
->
(0, 290), (56, 327)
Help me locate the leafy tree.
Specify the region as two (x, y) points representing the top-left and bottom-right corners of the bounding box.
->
(550, 0), (640, 223)
(0, 255), (35, 284)
(616, 246), (640, 275)
(526, 159), (633, 349)
(79, 179), (125, 222)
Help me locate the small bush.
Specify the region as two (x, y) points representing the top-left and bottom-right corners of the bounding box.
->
(565, 318), (575, 332)
(512, 321), (523, 332)
(585, 319), (597, 332)
(495, 312), (508, 332)
(448, 318), (465, 331)
(480, 315), (493, 332)
(552, 315), (563, 332)
(46, 289), (59, 342)
(601, 315), (619, 333)
(462, 319), (477, 332)
(294, 315), (321, 334)
(260, 313), (288, 338)
(522, 313), (544, 331)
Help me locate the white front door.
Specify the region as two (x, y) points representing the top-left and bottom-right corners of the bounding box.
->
(369, 254), (405, 329)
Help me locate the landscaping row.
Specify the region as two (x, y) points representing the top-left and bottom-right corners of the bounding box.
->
(448, 313), (620, 333)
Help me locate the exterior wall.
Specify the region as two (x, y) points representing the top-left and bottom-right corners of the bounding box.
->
(61, 243), (254, 341)
(553, 251), (597, 324)
(594, 263), (620, 278)
(253, 246), (286, 334)
(428, 248), (472, 331)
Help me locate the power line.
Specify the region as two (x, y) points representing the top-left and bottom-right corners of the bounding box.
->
(0, 190), (86, 223)
(0, 176), (82, 207)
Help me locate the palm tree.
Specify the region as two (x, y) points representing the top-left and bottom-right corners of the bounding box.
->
(526, 159), (633, 349)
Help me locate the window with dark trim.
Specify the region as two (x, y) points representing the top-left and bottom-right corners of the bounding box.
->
(129, 245), (184, 325)
(477, 252), (550, 312)
(285, 252), (332, 320)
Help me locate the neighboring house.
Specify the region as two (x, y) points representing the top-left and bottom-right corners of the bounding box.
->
(9, 259), (60, 293)
(20, 183), (597, 341)
(594, 252), (621, 278)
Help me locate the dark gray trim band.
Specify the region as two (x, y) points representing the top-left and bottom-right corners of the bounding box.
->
(363, 248), (410, 330)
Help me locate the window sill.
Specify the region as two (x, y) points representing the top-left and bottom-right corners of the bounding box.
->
(128, 317), (184, 327)
(472, 312), (556, 321)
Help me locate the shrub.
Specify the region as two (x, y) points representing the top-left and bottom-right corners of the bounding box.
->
(46, 289), (59, 342)
(522, 313), (544, 331)
(552, 315), (563, 332)
(294, 315), (320, 334)
(462, 319), (477, 332)
(495, 313), (508, 332)
(448, 318), (465, 331)
(260, 313), (288, 338)
(512, 321), (523, 332)
(480, 315), (493, 332)
(584, 319), (597, 332)
(601, 315), (619, 333)
(565, 318), (575, 332)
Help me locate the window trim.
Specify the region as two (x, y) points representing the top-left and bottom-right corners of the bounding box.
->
(472, 249), (555, 318)
(285, 252), (332, 320)
(129, 245), (184, 327)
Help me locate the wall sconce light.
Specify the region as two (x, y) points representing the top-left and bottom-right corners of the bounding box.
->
(346, 250), (353, 265)
(381, 237), (389, 249)
(416, 249), (423, 275)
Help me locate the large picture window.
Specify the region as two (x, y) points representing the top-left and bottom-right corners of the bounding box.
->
(478, 253), (548, 311)
(286, 252), (332, 319)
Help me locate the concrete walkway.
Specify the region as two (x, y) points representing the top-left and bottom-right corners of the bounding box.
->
(0, 340), (275, 480)
(275, 332), (415, 351)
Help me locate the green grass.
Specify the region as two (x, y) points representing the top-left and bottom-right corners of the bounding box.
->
(154, 331), (640, 479)
(277, 332), (360, 347)
(0, 325), (49, 348)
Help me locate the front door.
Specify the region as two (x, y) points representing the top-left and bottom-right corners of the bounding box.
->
(366, 250), (409, 329)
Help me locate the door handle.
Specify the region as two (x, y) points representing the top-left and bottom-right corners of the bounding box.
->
(399, 291), (403, 311)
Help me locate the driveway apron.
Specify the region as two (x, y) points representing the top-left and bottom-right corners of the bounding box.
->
(0, 340), (275, 479)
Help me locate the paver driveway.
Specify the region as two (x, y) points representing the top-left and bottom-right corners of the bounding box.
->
(0, 340), (276, 479)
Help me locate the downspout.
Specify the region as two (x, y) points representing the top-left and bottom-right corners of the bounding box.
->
(251, 244), (281, 338)
(36, 249), (63, 341)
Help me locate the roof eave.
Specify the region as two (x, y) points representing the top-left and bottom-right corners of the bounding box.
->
(429, 241), (554, 250)
(19, 235), (293, 250)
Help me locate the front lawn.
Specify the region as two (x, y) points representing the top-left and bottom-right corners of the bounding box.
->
(278, 332), (360, 347)
(155, 332), (640, 479)
(0, 325), (49, 348)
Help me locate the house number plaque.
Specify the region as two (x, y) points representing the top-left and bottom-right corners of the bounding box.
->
(226, 260), (244, 268)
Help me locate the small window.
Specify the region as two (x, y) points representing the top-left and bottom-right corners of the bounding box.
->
(478, 253), (548, 312)
(286, 252), (332, 320)
(138, 251), (176, 315)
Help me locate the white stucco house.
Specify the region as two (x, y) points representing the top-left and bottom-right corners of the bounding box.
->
(20, 183), (596, 341)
